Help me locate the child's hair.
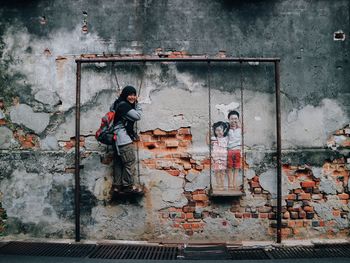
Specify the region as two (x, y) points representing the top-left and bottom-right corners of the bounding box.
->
(212, 121), (229, 137)
(227, 110), (239, 119)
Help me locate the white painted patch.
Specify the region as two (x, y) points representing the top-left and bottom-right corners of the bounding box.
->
(215, 102), (240, 118)
(283, 98), (348, 148)
(254, 116), (262, 121)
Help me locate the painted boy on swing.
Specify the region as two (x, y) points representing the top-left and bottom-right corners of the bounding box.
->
(226, 110), (242, 191)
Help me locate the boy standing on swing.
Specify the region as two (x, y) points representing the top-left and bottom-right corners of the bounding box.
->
(227, 110), (242, 191)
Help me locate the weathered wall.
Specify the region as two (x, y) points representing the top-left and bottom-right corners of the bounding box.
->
(0, 0), (349, 242)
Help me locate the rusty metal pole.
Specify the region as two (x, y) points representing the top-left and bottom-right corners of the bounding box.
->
(75, 61), (81, 242)
(275, 61), (282, 243)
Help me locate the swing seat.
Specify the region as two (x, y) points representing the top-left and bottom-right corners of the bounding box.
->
(111, 185), (145, 196)
(209, 188), (245, 197)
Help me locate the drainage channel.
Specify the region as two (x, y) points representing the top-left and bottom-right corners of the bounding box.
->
(0, 241), (349, 260)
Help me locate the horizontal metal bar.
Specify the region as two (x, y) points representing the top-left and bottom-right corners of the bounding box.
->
(75, 56), (280, 63)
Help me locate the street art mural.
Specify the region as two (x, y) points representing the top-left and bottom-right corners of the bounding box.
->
(210, 110), (243, 194)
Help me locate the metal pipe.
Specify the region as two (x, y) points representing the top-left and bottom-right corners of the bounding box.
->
(274, 61), (282, 243)
(207, 62), (212, 191)
(75, 61), (81, 242)
(75, 56), (280, 63)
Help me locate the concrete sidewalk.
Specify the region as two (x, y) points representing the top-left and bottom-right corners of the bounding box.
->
(1, 255), (350, 263)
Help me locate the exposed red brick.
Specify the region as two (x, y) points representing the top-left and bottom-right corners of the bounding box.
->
(338, 193), (349, 200)
(288, 221), (296, 227)
(281, 228), (291, 236)
(192, 194), (208, 201)
(165, 140), (179, 148)
(143, 142), (158, 149)
(235, 213), (243, 218)
(303, 206), (314, 212)
(303, 220), (311, 227)
(243, 213), (251, 218)
(179, 141), (191, 147)
(186, 213), (194, 219)
(298, 193), (311, 200)
(178, 128), (191, 135)
(153, 129), (167, 136)
(285, 194), (296, 200)
(250, 181), (260, 188)
(191, 223), (201, 229)
(283, 211), (290, 219)
(167, 170), (181, 176)
(301, 181), (316, 188)
(292, 228), (301, 235)
(298, 211), (306, 219)
(259, 213), (269, 219)
(183, 206), (195, 213)
(182, 223), (191, 229)
(268, 213), (276, 220)
(195, 201), (209, 207)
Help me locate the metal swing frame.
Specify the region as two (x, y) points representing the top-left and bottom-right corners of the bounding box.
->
(74, 56), (282, 243)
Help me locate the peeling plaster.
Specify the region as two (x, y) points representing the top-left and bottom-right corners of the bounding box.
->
(2, 25), (116, 111)
(10, 104), (50, 134)
(283, 99), (348, 148)
(0, 127), (17, 149)
(142, 169), (187, 210)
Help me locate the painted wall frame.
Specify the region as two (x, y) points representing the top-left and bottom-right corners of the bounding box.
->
(74, 56), (281, 243)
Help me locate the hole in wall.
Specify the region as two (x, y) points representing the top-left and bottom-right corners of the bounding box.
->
(39, 16), (47, 25)
(334, 30), (345, 41)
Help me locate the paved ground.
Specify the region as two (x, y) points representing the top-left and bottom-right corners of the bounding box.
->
(1, 255), (350, 263)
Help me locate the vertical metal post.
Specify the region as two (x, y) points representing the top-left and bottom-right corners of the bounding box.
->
(75, 61), (81, 242)
(207, 61), (212, 191)
(275, 61), (282, 243)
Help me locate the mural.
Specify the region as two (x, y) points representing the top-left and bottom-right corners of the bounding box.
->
(210, 110), (243, 194)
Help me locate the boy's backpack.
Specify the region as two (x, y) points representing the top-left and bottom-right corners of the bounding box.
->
(95, 110), (116, 145)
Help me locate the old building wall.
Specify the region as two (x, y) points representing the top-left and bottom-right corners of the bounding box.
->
(0, 0), (349, 241)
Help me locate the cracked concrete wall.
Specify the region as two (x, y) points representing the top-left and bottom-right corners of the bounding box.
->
(0, 0), (349, 241)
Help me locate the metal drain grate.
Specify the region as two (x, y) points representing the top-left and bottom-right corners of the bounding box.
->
(269, 246), (317, 259)
(0, 241), (349, 260)
(228, 248), (271, 260)
(314, 243), (350, 258)
(183, 245), (231, 260)
(0, 241), (96, 257)
(89, 244), (178, 260)
(268, 244), (350, 259)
